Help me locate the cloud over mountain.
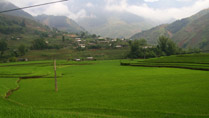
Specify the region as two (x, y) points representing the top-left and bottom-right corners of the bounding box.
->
(7, 0), (209, 22)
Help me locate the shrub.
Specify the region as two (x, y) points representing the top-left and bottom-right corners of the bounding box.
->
(9, 57), (17, 62)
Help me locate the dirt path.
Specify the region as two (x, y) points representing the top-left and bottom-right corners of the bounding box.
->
(5, 75), (49, 99)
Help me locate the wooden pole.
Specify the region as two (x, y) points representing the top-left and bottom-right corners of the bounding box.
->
(54, 59), (58, 92)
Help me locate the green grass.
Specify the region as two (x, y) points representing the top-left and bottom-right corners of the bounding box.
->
(145, 53), (209, 63)
(0, 54), (209, 118)
(122, 53), (209, 70)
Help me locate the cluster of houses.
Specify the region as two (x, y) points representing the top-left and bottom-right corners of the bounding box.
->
(64, 34), (127, 49)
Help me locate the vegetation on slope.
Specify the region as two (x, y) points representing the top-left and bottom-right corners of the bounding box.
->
(131, 8), (209, 50)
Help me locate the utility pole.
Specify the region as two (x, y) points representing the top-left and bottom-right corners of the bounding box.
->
(144, 48), (146, 59)
(54, 59), (58, 92)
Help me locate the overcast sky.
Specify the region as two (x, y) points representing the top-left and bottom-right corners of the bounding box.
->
(7, 0), (209, 22)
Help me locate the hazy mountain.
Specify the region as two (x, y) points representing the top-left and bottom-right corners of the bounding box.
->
(77, 11), (157, 38)
(0, 0), (33, 20)
(131, 8), (209, 50)
(35, 15), (86, 33)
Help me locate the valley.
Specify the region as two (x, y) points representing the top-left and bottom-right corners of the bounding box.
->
(0, 0), (209, 118)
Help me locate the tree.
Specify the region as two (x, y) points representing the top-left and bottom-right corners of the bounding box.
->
(92, 34), (97, 38)
(62, 36), (65, 42)
(0, 41), (8, 57)
(18, 44), (27, 56)
(128, 39), (147, 58)
(31, 39), (48, 50)
(157, 36), (177, 56)
(138, 38), (147, 46)
(157, 36), (169, 53)
(20, 19), (26, 27)
(80, 32), (85, 38)
(166, 40), (177, 55)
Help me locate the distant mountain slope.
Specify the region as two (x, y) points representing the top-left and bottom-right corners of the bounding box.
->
(131, 8), (209, 49)
(0, 14), (54, 48)
(0, 14), (50, 34)
(0, 0), (34, 20)
(35, 15), (86, 33)
(77, 12), (156, 38)
(173, 13), (209, 49)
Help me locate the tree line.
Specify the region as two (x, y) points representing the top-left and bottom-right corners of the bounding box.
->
(127, 36), (199, 59)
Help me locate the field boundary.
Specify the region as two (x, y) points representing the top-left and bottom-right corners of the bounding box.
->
(0, 62), (52, 67)
(5, 75), (49, 99)
(41, 107), (209, 117)
(5, 78), (21, 99)
(120, 63), (209, 71)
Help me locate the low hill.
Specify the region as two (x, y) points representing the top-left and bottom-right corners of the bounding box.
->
(35, 15), (86, 33)
(131, 8), (209, 50)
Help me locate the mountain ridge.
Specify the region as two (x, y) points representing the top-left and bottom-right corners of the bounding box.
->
(131, 8), (209, 50)
(0, 0), (34, 20)
(35, 15), (86, 33)
(77, 11), (156, 38)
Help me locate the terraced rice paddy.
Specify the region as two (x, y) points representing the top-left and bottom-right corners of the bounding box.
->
(0, 53), (209, 118)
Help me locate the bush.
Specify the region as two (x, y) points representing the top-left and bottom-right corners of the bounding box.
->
(18, 44), (27, 56)
(31, 39), (48, 50)
(9, 57), (17, 62)
(0, 41), (8, 57)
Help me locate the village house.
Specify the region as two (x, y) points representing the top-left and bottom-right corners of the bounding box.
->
(65, 34), (78, 38)
(75, 38), (82, 42)
(86, 57), (94, 60)
(18, 58), (28, 62)
(142, 46), (153, 49)
(79, 44), (86, 48)
(112, 39), (117, 42)
(115, 45), (122, 48)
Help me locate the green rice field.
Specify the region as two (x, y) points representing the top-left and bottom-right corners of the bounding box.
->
(0, 53), (209, 118)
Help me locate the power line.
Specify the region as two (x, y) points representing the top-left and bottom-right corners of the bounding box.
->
(0, 0), (70, 14)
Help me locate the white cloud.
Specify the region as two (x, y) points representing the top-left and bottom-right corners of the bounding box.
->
(7, 0), (209, 22)
(144, 0), (159, 2)
(176, 0), (193, 2)
(106, 0), (209, 22)
(43, 3), (69, 16)
(86, 2), (94, 7)
(7, 0), (94, 20)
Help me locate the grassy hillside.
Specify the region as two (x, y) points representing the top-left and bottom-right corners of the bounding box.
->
(0, 14), (55, 48)
(0, 14), (76, 52)
(131, 24), (170, 44)
(131, 8), (209, 50)
(173, 14), (209, 49)
(0, 54), (209, 117)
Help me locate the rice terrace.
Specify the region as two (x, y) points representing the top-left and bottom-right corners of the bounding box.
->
(0, 53), (209, 118)
(1, 0), (209, 118)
